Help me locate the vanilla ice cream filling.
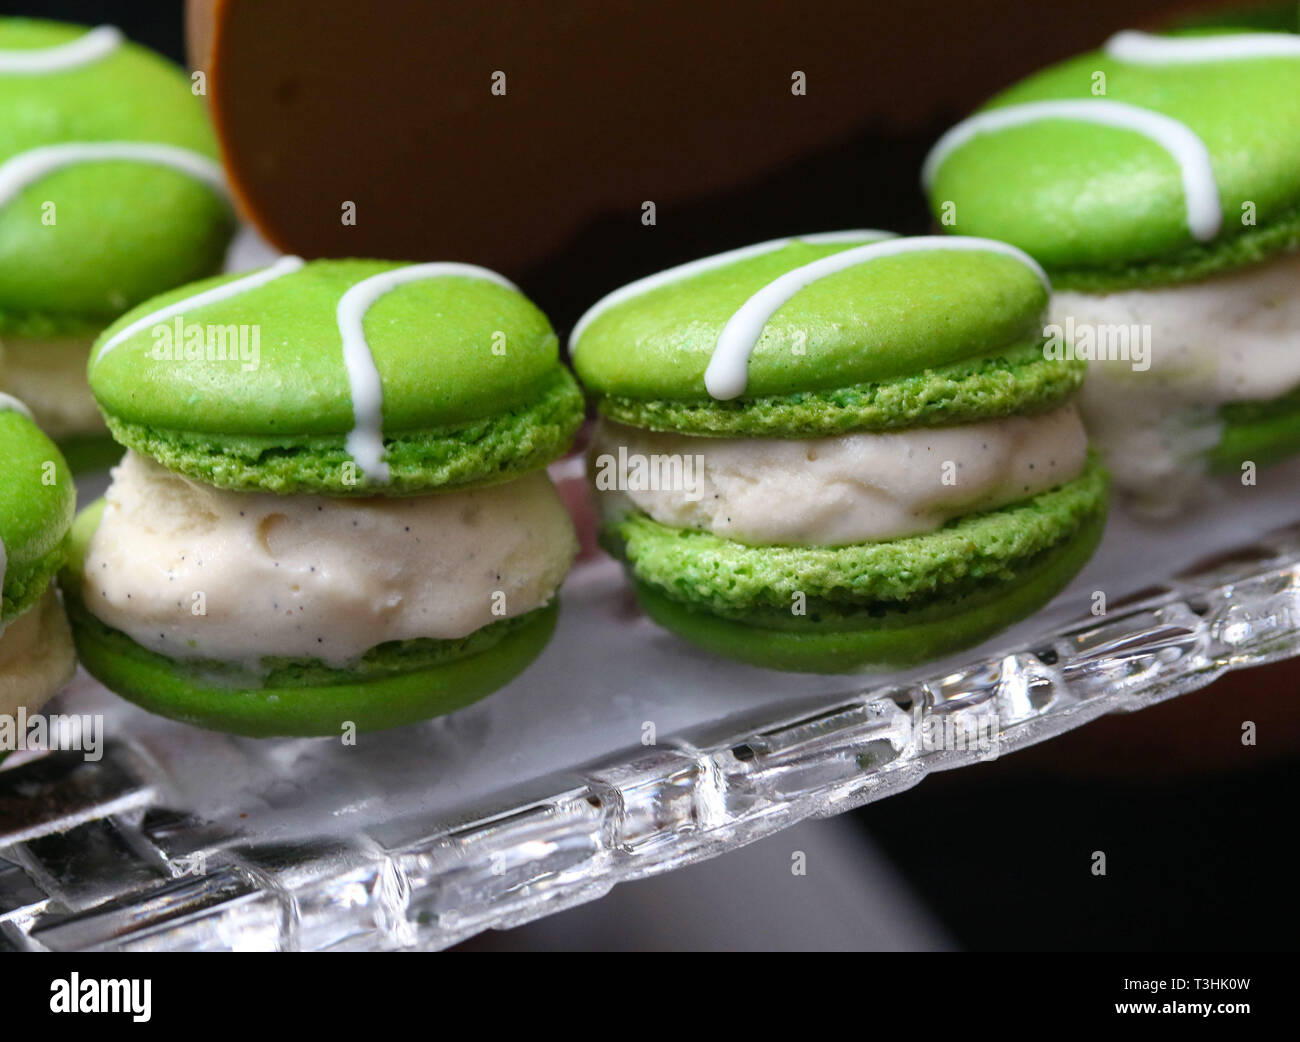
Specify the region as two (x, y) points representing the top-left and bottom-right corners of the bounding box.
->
(1053, 249), (1300, 497)
(591, 405), (1088, 547)
(0, 333), (105, 439)
(81, 452), (578, 668)
(1, 587), (77, 720)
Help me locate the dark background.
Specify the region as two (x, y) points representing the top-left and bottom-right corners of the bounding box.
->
(11, 0), (1299, 951)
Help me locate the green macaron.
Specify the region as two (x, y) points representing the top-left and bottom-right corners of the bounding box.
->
(573, 232), (1108, 673)
(62, 259), (583, 737)
(60, 497), (562, 738)
(923, 28), (1300, 482)
(1, 393), (76, 722)
(0, 18), (235, 454)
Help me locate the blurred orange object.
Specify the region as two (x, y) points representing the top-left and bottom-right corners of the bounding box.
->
(186, 0), (1190, 276)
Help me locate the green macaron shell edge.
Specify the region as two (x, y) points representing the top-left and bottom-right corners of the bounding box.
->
(629, 504), (1106, 673)
(0, 408), (75, 621)
(602, 456), (1107, 619)
(1210, 387), (1300, 471)
(1049, 212), (1300, 293)
(926, 36), (1300, 284)
(103, 364), (584, 495)
(595, 341), (1083, 437)
(0, 18), (234, 333)
(60, 500), (558, 735)
(573, 241), (1048, 402)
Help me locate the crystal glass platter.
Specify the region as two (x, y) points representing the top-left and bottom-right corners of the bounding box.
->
(2, 451), (1298, 951)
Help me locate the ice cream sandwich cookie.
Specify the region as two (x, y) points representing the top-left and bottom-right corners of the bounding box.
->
(573, 233), (1108, 673)
(0, 19), (235, 463)
(924, 29), (1300, 508)
(1, 393), (76, 731)
(61, 259), (583, 736)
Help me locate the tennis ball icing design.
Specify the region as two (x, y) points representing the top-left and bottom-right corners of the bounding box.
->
(703, 236), (1046, 399)
(575, 233), (1047, 401)
(924, 100), (1222, 242)
(0, 389), (31, 417)
(572, 232), (1053, 412)
(334, 262), (522, 482)
(0, 141), (227, 211)
(90, 258), (583, 493)
(1105, 28), (1300, 62)
(0, 23), (225, 200)
(0, 19), (234, 332)
(568, 230), (886, 346)
(93, 256), (306, 361)
(0, 22), (120, 72)
(923, 30), (1300, 282)
(95, 257), (523, 485)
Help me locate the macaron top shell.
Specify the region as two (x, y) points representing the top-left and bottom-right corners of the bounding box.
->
(89, 258), (584, 495)
(925, 31), (1300, 284)
(572, 236), (1049, 404)
(1, 398), (75, 622)
(0, 18), (234, 334)
(93, 259), (565, 435)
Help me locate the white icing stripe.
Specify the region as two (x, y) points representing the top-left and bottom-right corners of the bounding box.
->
(335, 262), (520, 484)
(0, 142), (230, 212)
(0, 25), (122, 73)
(93, 256), (306, 366)
(705, 235), (1049, 400)
(1105, 29), (1300, 63)
(568, 230), (893, 352)
(0, 391), (34, 420)
(922, 99), (1222, 242)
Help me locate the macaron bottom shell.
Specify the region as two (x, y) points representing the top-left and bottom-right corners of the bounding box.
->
(62, 592), (559, 738)
(604, 458), (1107, 618)
(1210, 390), (1300, 473)
(627, 504), (1106, 674)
